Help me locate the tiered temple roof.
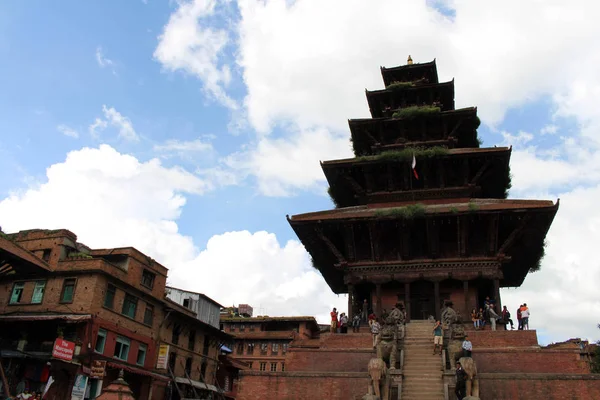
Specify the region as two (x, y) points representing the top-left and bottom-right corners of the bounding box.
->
(288, 58), (557, 297)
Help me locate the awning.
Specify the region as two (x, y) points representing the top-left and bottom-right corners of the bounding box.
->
(106, 362), (170, 381)
(174, 377), (219, 392)
(0, 314), (91, 322)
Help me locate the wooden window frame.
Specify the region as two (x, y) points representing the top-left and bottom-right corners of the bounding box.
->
(59, 278), (77, 304)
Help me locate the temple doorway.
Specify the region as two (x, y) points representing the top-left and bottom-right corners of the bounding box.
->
(409, 280), (435, 320)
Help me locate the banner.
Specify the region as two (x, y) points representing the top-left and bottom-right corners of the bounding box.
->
(156, 344), (170, 369)
(90, 360), (107, 378)
(70, 374), (88, 400)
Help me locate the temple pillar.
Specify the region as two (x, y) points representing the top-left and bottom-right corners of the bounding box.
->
(494, 278), (502, 315)
(463, 280), (469, 318)
(434, 280), (441, 320)
(376, 283), (382, 316)
(404, 282), (411, 323)
(347, 284), (354, 320)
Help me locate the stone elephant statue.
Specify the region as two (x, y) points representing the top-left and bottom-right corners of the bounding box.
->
(366, 357), (389, 400)
(458, 357), (479, 398)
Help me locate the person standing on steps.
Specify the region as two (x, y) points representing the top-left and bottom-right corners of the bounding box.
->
(352, 313), (361, 333)
(330, 307), (338, 334)
(462, 334), (472, 358)
(370, 317), (381, 348)
(432, 320), (443, 355)
(455, 361), (467, 400)
(502, 305), (515, 330)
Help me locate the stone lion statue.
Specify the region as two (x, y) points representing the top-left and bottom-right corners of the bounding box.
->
(441, 301), (458, 327)
(376, 325), (397, 369)
(367, 357), (388, 399)
(458, 357), (479, 398)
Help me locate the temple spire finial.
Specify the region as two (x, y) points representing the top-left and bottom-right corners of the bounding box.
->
(407, 55), (413, 65)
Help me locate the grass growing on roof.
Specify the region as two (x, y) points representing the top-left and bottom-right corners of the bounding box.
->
(374, 204), (426, 219)
(530, 239), (547, 273)
(327, 186), (341, 208)
(450, 207), (459, 214)
(392, 105), (441, 119)
(468, 202), (479, 212)
(386, 81), (415, 90)
(356, 146), (449, 163)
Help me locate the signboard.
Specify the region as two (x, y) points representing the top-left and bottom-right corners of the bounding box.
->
(90, 360), (107, 378)
(156, 344), (170, 369)
(71, 374), (88, 400)
(52, 338), (75, 361)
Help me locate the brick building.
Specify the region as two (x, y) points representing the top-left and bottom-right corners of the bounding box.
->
(221, 316), (319, 373)
(0, 229), (232, 400)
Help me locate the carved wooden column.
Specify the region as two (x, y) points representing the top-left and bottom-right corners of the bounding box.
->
(463, 280), (470, 318)
(376, 283), (383, 317)
(494, 278), (502, 316)
(434, 280), (441, 320)
(348, 284), (354, 320)
(404, 282), (411, 323)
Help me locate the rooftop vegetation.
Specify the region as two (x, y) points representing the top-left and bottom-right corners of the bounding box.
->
(392, 105), (441, 119)
(503, 167), (513, 199)
(468, 202), (479, 212)
(327, 186), (341, 208)
(386, 81), (415, 90)
(374, 203), (426, 219)
(68, 252), (92, 259)
(356, 146), (449, 163)
(530, 239), (547, 273)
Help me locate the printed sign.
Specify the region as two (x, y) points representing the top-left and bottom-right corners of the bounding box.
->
(52, 338), (75, 361)
(71, 374), (88, 400)
(90, 360), (107, 378)
(156, 344), (170, 369)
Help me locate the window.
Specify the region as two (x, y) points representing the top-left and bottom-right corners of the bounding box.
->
(172, 323), (182, 345)
(247, 343), (254, 355)
(236, 342), (244, 355)
(136, 343), (147, 366)
(282, 343), (288, 354)
(188, 330), (196, 351)
(95, 329), (107, 353)
(239, 324), (245, 332)
(270, 362), (277, 372)
(271, 343), (279, 355)
(183, 298), (190, 308)
(31, 281), (46, 304)
(114, 336), (130, 361)
(168, 352), (177, 373)
(249, 324), (255, 331)
(259, 362), (266, 371)
(104, 284), (116, 309)
(281, 362), (285, 372)
(185, 357), (192, 376)
(260, 343), (268, 355)
(143, 304), (154, 326)
(9, 283), (24, 304)
(121, 294), (137, 319)
(248, 362), (253, 369)
(200, 361), (207, 379)
(202, 335), (210, 355)
(42, 249), (51, 262)
(60, 278), (76, 303)
(141, 270), (155, 289)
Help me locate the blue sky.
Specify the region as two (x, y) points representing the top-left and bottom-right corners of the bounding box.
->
(1, 0), (599, 345)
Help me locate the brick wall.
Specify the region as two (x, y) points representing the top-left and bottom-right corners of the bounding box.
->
(478, 374), (600, 400)
(236, 372), (369, 400)
(474, 350), (590, 374)
(286, 348), (373, 373)
(467, 329), (538, 348)
(320, 333), (372, 349)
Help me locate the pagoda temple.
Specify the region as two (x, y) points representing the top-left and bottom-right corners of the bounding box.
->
(288, 58), (558, 322)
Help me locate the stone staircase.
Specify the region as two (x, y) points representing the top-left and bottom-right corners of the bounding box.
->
(401, 320), (444, 400)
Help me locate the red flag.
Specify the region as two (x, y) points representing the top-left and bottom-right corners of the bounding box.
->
(412, 154), (419, 179)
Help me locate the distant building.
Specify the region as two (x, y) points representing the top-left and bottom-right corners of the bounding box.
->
(0, 229), (232, 400)
(166, 286), (222, 328)
(220, 304), (254, 318)
(220, 316), (319, 372)
(238, 304), (253, 317)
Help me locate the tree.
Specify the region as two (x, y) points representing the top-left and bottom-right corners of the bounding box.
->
(591, 324), (600, 373)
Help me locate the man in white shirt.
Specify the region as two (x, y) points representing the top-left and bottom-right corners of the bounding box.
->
(521, 304), (530, 330)
(462, 335), (473, 357)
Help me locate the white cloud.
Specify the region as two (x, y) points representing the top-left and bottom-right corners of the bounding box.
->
(500, 130), (534, 147)
(56, 124), (79, 139)
(154, 138), (214, 153)
(154, 0), (237, 109)
(224, 126), (352, 196)
(0, 146), (346, 324)
(95, 46), (116, 75)
(540, 124), (558, 135)
(88, 106), (139, 141)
